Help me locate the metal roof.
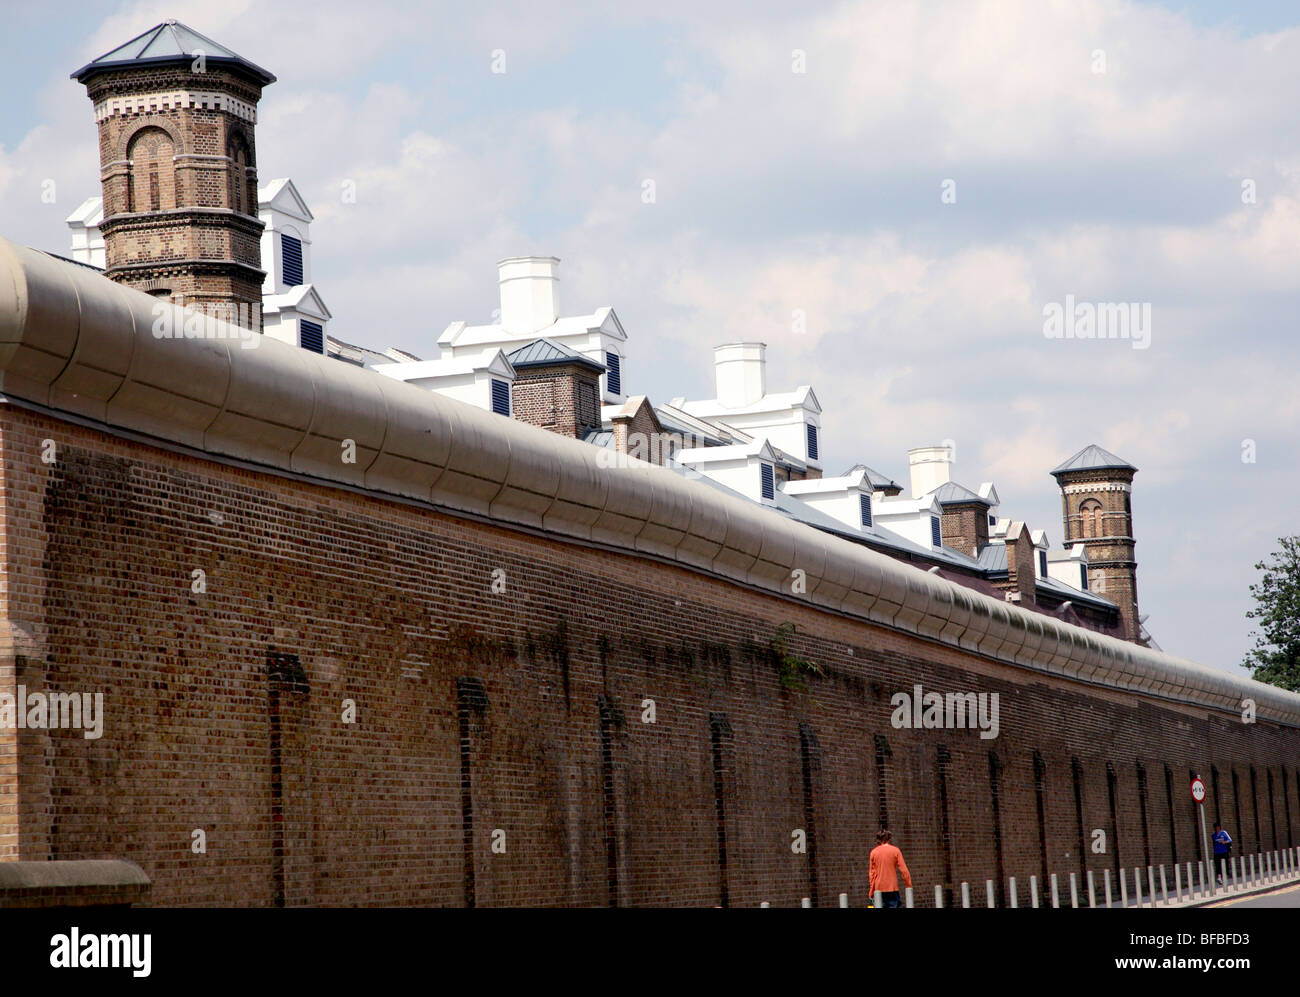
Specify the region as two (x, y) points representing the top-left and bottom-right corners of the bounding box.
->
(978, 544), (1117, 611)
(1051, 444), (1136, 477)
(505, 337), (605, 372)
(930, 480), (992, 506)
(71, 20), (276, 85)
(841, 463), (904, 492)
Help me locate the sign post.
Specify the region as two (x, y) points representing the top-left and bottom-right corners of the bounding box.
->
(1191, 776), (1215, 897)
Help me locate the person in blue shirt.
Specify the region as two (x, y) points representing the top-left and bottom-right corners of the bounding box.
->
(1212, 823), (1233, 884)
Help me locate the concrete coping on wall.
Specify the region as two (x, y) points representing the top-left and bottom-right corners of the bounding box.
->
(0, 859), (151, 908)
(2, 235), (1298, 727)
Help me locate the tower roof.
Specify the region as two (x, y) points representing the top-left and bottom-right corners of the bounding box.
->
(1051, 444), (1137, 478)
(505, 337), (605, 373)
(928, 480), (992, 506)
(71, 20), (276, 85)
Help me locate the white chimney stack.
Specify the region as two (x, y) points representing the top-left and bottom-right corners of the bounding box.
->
(714, 342), (767, 408)
(908, 444), (953, 498)
(498, 256), (560, 333)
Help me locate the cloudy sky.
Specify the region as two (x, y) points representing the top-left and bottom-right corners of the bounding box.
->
(1, 0), (1297, 673)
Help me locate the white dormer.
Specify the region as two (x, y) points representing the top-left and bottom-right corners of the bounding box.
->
(1031, 528), (1050, 578)
(258, 179), (331, 352)
(438, 257), (628, 404)
(674, 439), (781, 505)
(870, 492), (945, 549)
(979, 482), (1001, 525)
(373, 348), (517, 417)
(66, 197), (106, 269)
(677, 343), (822, 468)
(1047, 544), (1091, 592)
(262, 284), (332, 353)
(258, 178), (315, 296)
(781, 468), (875, 532)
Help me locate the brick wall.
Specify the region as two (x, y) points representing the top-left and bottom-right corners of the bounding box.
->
(511, 365), (601, 439)
(940, 503), (989, 558)
(1, 404), (1296, 906)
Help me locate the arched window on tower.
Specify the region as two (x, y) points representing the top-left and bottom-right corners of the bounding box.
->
(126, 128), (176, 214)
(228, 135), (251, 215)
(1080, 499), (1103, 539)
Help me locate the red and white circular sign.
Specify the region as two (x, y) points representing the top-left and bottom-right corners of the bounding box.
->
(1190, 777), (1206, 803)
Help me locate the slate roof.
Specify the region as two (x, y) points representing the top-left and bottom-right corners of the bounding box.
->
(505, 337), (605, 372)
(1051, 444), (1136, 477)
(930, 480), (992, 506)
(841, 463), (904, 492)
(72, 20), (276, 85)
(976, 544), (1117, 611)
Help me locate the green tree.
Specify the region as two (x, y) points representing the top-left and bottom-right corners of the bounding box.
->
(1242, 536), (1300, 692)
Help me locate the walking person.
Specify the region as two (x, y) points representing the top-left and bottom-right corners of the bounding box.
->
(868, 829), (912, 908)
(1212, 823), (1232, 885)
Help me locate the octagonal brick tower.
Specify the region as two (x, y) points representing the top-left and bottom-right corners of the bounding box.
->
(1052, 444), (1141, 643)
(71, 20), (276, 329)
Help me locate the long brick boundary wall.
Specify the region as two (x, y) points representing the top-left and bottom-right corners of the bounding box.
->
(1, 238), (1298, 906)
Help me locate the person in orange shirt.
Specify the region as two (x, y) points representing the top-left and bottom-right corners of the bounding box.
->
(868, 829), (912, 908)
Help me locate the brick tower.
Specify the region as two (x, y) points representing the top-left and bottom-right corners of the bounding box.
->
(72, 21), (275, 328)
(1052, 444), (1141, 642)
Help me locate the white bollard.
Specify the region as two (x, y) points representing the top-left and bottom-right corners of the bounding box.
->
(873, 891), (883, 908)
(1198, 860), (1206, 895)
(1159, 865), (1168, 905)
(961, 882), (971, 909)
(761, 901), (770, 908)
(1069, 872), (1079, 908)
(986, 880), (995, 908)
(1030, 875), (1040, 909)
(935, 884), (944, 908)
(1148, 866), (1156, 905)
(1009, 876), (1018, 909)
(1104, 868), (1113, 908)
(905, 887), (914, 909)
(839, 893), (849, 908)
(1174, 863), (1182, 903)
(1050, 873), (1060, 908)
(802, 897), (811, 908)
(1120, 868), (1128, 908)
(1087, 870), (1096, 908)
(1134, 868), (1143, 908)
(1230, 855), (1239, 890)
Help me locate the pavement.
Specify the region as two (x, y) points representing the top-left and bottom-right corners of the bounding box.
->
(1200, 881), (1300, 909)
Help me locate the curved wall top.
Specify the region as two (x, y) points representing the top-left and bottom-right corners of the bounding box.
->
(2, 237), (1297, 726)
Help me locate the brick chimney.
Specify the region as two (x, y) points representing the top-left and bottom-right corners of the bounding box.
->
(506, 338), (603, 439)
(940, 501), (990, 558)
(1001, 522), (1038, 607)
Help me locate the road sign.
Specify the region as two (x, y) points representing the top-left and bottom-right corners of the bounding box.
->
(1191, 777), (1206, 803)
